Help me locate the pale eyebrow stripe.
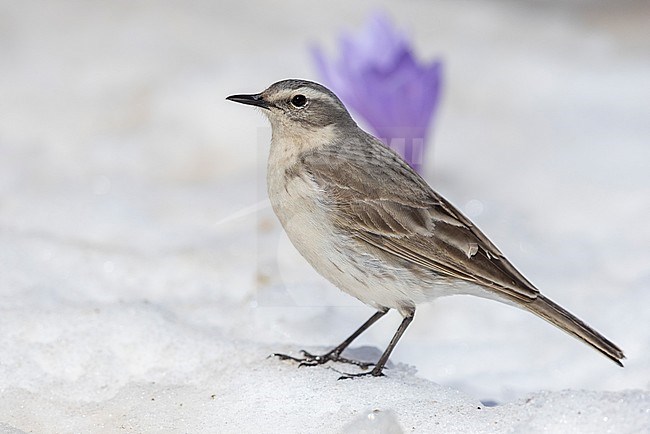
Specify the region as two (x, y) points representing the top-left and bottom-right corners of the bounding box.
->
(274, 87), (339, 107)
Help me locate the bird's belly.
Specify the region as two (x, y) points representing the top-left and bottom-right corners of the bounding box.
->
(268, 174), (457, 312)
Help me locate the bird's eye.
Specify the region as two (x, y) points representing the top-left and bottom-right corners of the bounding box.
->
(290, 94), (307, 108)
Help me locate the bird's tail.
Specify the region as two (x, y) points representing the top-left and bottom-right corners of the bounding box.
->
(526, 295), (625, 366)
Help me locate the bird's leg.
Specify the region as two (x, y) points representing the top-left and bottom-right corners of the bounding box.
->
(339, 309), (414, 379)
(273, 309), (388, 369)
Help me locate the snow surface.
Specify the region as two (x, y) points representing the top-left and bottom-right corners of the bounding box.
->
(1, 1), (649, 433)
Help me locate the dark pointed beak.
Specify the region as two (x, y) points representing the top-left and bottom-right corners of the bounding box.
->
(226, 93), (270, 109)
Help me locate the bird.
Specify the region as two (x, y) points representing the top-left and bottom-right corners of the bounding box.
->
(226, 79), (625, 378)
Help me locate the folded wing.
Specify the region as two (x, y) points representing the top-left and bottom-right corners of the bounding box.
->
(300, 141), (539, 302)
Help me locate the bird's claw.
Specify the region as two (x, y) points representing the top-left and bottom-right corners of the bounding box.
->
(271, 349), (374, 369)
(337, 369), (385, 380)
(270, 353), (303, 363)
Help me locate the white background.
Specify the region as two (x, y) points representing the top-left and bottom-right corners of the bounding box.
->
(0, 1), (648, 432)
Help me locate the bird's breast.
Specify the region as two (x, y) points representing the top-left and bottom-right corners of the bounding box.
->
(267, 159), (322, 230)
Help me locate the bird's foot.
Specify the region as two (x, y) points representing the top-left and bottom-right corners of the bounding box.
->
(272, 349), (374, 370)
(337, 367), (385, 380)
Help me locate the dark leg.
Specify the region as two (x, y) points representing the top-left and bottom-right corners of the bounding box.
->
(273, 309), (388, 369)
(339, 310), (414, 379)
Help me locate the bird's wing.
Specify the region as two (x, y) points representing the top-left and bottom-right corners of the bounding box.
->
(300, 143), (539, 302)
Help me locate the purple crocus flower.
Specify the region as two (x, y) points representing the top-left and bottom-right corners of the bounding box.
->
(312, 13), (443, 173)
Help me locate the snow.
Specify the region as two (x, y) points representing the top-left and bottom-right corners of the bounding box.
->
(1, 1), (649, 432)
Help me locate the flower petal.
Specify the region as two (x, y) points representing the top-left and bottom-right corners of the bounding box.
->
(311, 12), (443, 172)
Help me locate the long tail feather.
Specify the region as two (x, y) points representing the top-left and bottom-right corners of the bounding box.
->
(526, 295), (625, 366)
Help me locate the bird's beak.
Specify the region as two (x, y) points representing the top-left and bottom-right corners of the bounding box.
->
(226, 93), (271, 110)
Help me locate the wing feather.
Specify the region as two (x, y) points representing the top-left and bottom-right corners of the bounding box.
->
(299, 142), (539, 301)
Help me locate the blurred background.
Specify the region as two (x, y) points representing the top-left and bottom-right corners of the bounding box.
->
(1, 0), (649, 413)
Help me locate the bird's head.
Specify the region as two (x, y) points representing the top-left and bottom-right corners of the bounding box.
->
(227, 79), (357, 135)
